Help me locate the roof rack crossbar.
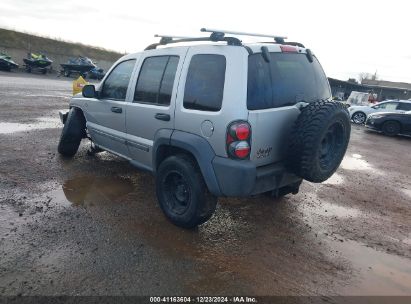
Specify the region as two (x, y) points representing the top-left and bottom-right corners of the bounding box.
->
(145, 34), (242, 50)
(200, 28), (287, 40)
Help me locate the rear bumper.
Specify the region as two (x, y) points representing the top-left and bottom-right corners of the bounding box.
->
(212, 156), (302, 197)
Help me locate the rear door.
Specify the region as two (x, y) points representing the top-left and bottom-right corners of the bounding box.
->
(125, 48), (187, 170)
(86, 59), (136, 158)
(247, 49), (331, 166)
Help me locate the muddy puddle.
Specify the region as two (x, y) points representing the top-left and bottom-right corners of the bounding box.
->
(299, 195), (411, 295)
(52, 175), (134, 207)
(0, 117), (61, 134)
(331, 238), (411, 295)
(43, 174), (411, 295)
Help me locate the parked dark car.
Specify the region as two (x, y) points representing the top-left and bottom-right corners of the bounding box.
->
(365, 110), (411, 136)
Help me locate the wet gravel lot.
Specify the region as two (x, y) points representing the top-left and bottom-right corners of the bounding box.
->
(0, 71), (410, 297)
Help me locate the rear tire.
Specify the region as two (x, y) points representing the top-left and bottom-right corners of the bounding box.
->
(382, 121), (400, 136)
(156, 154), (217, 229)
(287, 100), (351, 183)
(57, 108), (86, 157)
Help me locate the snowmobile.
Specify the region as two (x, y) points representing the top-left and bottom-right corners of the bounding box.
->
(0, 53), (19, 71)
(23, 53), (53, 74)
(60, 56), (96, 78)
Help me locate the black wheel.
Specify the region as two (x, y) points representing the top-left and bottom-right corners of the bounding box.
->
(156, 154), (217, 228)
(41, 68), (47, 74)
(287, 100), (351, 183)
(57, 108), (86, 157)
(352, 111), (366, 124)
(64, 70), (71, 77)
(382, 121), (400, 136)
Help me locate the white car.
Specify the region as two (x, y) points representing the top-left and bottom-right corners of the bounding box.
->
(348, 100), (411, 124)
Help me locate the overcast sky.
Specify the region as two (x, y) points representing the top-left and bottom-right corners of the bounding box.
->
(1, 0), (410, 83)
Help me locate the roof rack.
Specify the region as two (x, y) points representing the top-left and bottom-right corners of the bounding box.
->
(144, 28), (297, 50)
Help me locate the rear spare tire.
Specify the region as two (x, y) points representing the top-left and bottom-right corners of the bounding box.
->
(287, 100), (351, 183)
(58, 108), (86, 157)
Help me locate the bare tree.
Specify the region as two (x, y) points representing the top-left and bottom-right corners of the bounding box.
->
(358, 71), (379, 83)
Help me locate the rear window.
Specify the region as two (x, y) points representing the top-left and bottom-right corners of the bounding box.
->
(247, 53), (331, 110)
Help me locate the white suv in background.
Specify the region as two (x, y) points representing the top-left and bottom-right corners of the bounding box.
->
(348, 100), (411, 124)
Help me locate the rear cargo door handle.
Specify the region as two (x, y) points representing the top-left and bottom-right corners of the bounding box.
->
(154, 113), (170, 121)
(111, 107), (122, 113)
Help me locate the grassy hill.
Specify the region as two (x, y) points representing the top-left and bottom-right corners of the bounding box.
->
(0, 28), (122, 69)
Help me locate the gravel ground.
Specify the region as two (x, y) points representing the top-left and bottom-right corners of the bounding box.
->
(0, 71), (410, 298)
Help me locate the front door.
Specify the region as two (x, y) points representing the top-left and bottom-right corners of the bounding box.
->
(125, 48), (187, 170)
(86, 59), (136, 158)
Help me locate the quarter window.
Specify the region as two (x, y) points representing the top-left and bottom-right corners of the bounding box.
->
(397, 102), (411, 111)
(101, 60), (136, 101)
(183, 54), (226, 111)
(134, 56), (179, 106)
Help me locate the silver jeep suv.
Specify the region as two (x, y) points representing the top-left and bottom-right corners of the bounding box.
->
(58, 28), (351, 228)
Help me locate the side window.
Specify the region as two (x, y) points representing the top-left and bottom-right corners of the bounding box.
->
(101, 60), (136, 101)
(398, 103), (411, 111)
(183, 54), (226, 111)
(384, 102), (399, 111)
(134, 56), (179, 106)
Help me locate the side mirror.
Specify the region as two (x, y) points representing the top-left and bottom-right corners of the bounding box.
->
(82, 84), (97, 98)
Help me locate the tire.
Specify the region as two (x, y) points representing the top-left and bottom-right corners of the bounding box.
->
(156, 154), (217, 228)
(57, 108), (86, 157)
(64, 70), (71, 77)
(41, 68), (47, 75)
(382, 121), (400, 136)
(287, 100), (351, 183)
(351, 111), (366, 124)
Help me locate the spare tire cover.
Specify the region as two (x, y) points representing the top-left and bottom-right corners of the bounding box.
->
(287, 100), (351, 183)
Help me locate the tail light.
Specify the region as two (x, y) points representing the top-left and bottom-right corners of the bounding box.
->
(280, 45), (297, 53)
(226, 121), (251, 159)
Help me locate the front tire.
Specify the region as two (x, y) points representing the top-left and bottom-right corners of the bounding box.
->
(156, 154), (217, 229)
(57, 108), (86, 157)
(382, 121), (400, 136)
(352, 111), (366, 124)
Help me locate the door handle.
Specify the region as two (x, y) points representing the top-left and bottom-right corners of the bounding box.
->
(154, 113), (170, 121)
(111, 107), (122, 113)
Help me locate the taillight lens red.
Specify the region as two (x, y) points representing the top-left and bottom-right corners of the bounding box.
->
(234, 123), (250, 140)
(226, 121), (251, 159)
